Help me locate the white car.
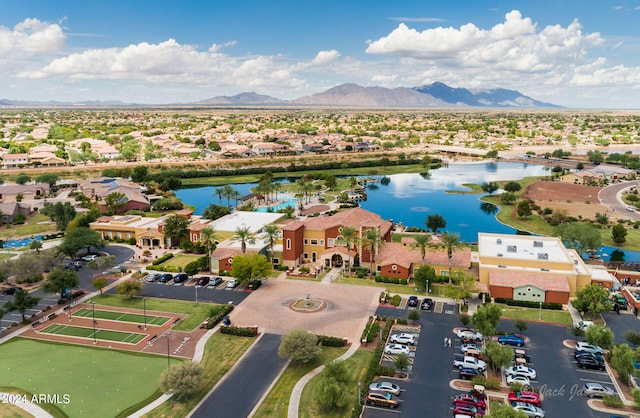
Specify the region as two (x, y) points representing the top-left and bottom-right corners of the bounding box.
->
(582, 383), (615, 398)
(576, 342), (603, 354)
(456, 329), (483, 341)
(506, 374), (531, 386)
(384, 344), (411, 355)
(627, 206), (635, 212)
(368, 381), (401, 395)
(511, 401), (545, 417)
(573, 320), (594, 330)
(225, 279), (238, 289)
(390, 333), (416, 345)
(82, 254), (98, 262)
(461, 343), (480, 353)
(505, 365), (537, 380)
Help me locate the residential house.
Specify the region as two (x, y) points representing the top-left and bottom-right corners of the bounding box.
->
(0, 183), (50, 202)
(77, 177), (150, 213)
(0, 202), (31, 223)
(2, 154), (29, 168)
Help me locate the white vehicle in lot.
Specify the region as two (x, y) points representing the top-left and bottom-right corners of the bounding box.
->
(390, 333), (416, 345)
(506, 374), (531, 386)
(368, 381), (401, 395)
(575, 342), (603, 354)
(461, 343), (480, 354)
(384, 344), (411, 355)
(453, 355), (486, 371)
(505, 365), (536, 380)
(225, 279), (238, 289)
(82, 254), (98, 262)
(456, 329), (483, 341)
(511, 401), (545, 418)
(581, 382), (615, 398)
(573, 320), (594, 330)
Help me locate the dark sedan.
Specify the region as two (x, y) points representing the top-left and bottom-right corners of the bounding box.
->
(421, 298), (433, 310)
(577, 356), (605, 371)
(407, 295), (419, 307)
(2, 286), (23, 296)
(459, 367), (481, 380)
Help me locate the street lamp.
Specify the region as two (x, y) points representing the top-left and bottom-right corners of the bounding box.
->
(143, 298), (147, 331)
(90, 301), (97, 345)
(357, 382), (362, 405)
(165, 332), (171, 368)
(539, 301), (542, 320)
(426, 279), (430, 296)
(195, 282), (198, 305)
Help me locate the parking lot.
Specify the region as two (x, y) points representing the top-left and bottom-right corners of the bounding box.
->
(366, 296), (612, 417)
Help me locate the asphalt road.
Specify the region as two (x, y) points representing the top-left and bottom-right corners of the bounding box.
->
(0, 245), (134, 332)
(599, 180), (640, 220)
(190, 333), (287, 418)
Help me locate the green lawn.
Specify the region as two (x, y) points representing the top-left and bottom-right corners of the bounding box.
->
(143, 333), (255, 418)
(87, 294), (220, 331)
(495, 303), (572, 325)
(41, 324), (146, 344)
(299, 349), (373, 418)
(73, 308), (170, 326)
(252, 346), (347, 418)
(0, 213), (56, 239)
(0, 338), (173, 418)
(159, 254), (202, 269)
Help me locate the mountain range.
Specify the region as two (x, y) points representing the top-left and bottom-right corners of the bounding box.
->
(0, 82), (561, 108)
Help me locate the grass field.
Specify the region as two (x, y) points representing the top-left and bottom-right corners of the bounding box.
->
(88, 295), (219, 331)
(41, 324), (146, 344)
(496, 303), (572, 325)
(159, 254), (201, 270)
(299, 349), (373, 418)
(0, 338), (173, 418)
(252, 346), (346, 418)
(73, 308), (170, 326)
(0, 214), (56, 239)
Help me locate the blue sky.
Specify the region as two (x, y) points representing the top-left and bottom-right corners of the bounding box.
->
(1, 0), (639, 108)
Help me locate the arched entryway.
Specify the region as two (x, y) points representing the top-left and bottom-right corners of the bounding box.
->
(331, 253), (344, 267)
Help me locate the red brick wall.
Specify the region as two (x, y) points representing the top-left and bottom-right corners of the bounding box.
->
(379, 264), (410, 279)
(489, 285), (513, 300)
(219, 257), (233, 272)
(283, 225), (304, 262)
(545, 291), (569, 304)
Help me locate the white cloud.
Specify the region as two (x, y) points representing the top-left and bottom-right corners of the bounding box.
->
(311, 50), (340, 65)
(0, 18), (65, 55)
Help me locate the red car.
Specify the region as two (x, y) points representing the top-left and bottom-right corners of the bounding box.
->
(453, 404), (485, 416)
(453, 393), (487, 409)
(507, 391), (541, 406)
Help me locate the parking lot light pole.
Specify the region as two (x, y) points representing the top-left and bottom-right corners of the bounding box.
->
(195, 282), (198, 305)
(166, 332), (171, 368)
(357, 382), (361, 405)
(90, 301), (97, 345)
(143, 298), (147, 331)
(426, 279), (429, 296)
(539, 301), (542, 320)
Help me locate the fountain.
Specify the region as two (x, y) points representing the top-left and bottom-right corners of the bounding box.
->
(290, 293), (326, 313)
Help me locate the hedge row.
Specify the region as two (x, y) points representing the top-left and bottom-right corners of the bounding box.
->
(374, 276), (408, 285)
(220, 325), (258, 337)
(316, 334), (347, 347)
(207, 304), (234, 329)
(494, 298), (562, 310)
(152, 253), (174, 265)
(146, 265), (182, 272)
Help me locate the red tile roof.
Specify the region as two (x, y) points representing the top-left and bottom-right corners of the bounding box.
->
(489, 270), (571, 292)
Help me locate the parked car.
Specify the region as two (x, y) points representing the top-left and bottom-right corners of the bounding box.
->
(452, 404), (485, 417)
(575, 351), (604, 363)
(461, 343), (480, 353)
(384, 344), (411, 355)
(508, 391), (541, 406)
(456, 329), (483, 342)
(225, 279), (238, 289)
(2, 286), (22, 296)
(64, 261), (82, 270)
(498, 334), (525, 347)
(365, 390), (399, 408)
(407, 295), (419, 307)
(421, 297), (433, 310)
(453, 393), (486, 408)
(173, 273), (188, 285)
(506, 374), (531, 386)
(510, 401), (545, 417)
(505, 365), (536, 380)
(577, 356), (605, 370)
(82, 254), (98, 262)
(459, 367), (481, 380)
(145, 273), (159, 283)
(573, 320), (594, 330)
(575, 342), (603, 354)
(157, 273), (173, 284)
(207, 276), (223, 287)
(581, 382), (616, 398)
(514, 349), (531, 362)
(368, 381), (401, 395)
(390, 333), (416, 345)
(196, 276), (210, 287)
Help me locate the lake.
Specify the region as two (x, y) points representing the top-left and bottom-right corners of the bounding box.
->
(175, 162), (640, 262)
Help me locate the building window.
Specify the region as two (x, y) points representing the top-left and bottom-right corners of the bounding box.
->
(126, 233), (131, 239)
(303, 253), (308, 259)
(272, 258), (280, 265)
(286, 239), (291, 250)
(320, 240), (324, 246)
(440, 270), (449, 277)
(533, 241), (543, 248)
(507, 245), (517, 253)
(392, 264), (397, 271)
(537, 253), (548, 260)
(310, 239), (318, 245)
(303, 238), (308, 245)
(328, 238), (334, 247)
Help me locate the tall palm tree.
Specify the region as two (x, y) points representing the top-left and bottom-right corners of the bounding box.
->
(222, 184), (235, 208)
(440, 232), (463, 284)
(262, 224), (280, 264)
(231, 225), (255, 254)
(231, 189), (241, 209)
(214, 187), (224, 205)
(413, 233), (432, 262)
(335, 226), (358, 271)
(362, 228), (384, 276)
(200, 226), (220, 260)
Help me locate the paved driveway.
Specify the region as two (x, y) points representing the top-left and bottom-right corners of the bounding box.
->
(190, 333), (287, 418)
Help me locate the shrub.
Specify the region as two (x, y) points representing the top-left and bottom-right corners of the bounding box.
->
(299, 266), (310, 274)
(400, 278), (408, 285)
(152, 253), (174, 265)
(375, 365), (396, 377)
(407, 309), (420, 321)
(220, 326), (258, 337)
(603, 394), (624, 408)
(316, 334), (347, 347)
(364, 322), (380, 342)
(396, 318), (408, 325)
(390, 295), (402, 307)
(374, 276), (383, 282)
(471, 376), (501, 390)
(494, 297), (562, 310)
(206, 304), (234, 329)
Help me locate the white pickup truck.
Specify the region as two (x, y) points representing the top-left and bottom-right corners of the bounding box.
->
(453, 355), (486, 371)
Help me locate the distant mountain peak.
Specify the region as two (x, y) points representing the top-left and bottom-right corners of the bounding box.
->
(196, 91), (283, 105)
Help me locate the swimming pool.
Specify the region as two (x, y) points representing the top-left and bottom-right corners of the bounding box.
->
(1, 235), (44, 249)
(256, 197), (298, 213)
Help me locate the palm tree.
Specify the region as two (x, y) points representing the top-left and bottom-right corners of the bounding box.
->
(231, 225), (255, 254)
(200, 226), (220, 259)
(222, 184), (235, 208)
(440, 232), (463, 284)
(214, 187), (224, 205)
(231, 189), (241, 209)
(362, 228), (384, 276)
(262, 224), (280, 265)
(335, 226), (358, 271)
(412, 233), (431, 262)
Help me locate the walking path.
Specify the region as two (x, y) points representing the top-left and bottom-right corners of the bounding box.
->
(320, 267), (341, 284)
(0, 393), (52, 418)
